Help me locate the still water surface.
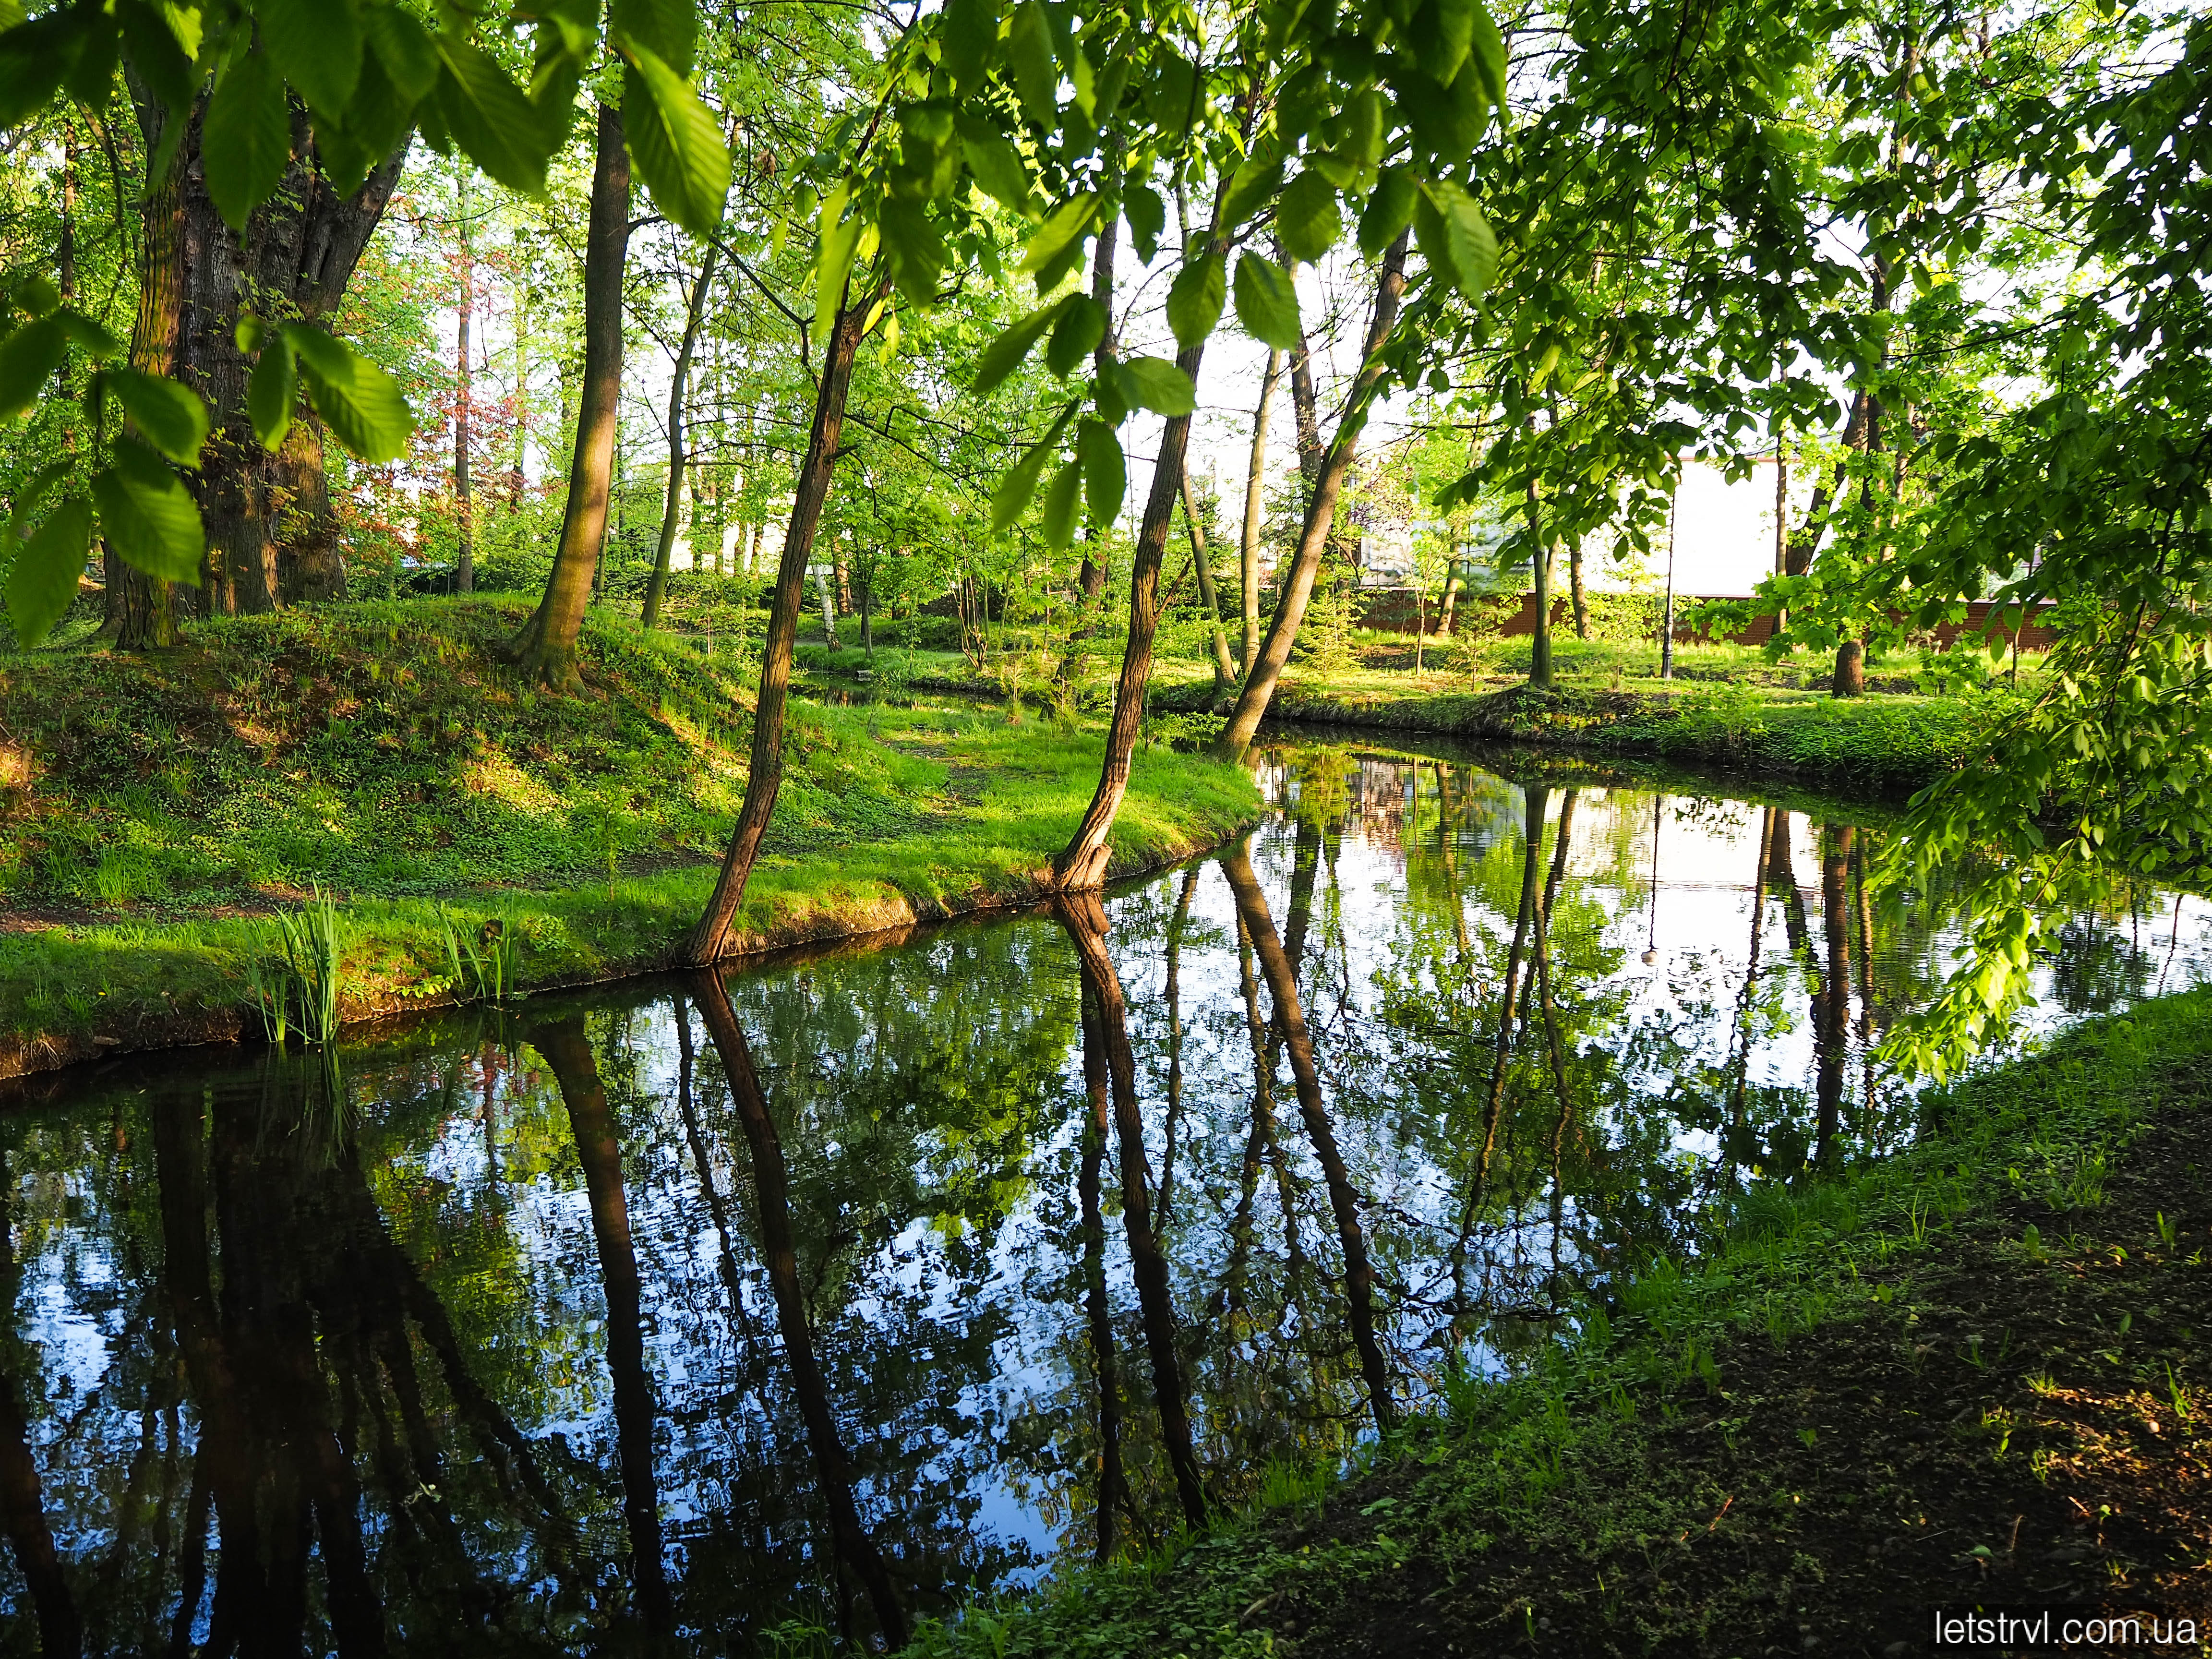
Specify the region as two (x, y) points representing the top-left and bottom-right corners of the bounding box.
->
(5, 738), (2210, 1655)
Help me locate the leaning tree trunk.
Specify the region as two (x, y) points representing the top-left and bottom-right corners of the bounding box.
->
(507, 105), (630, 690)
(1211, 232), (1411, 760)
(1238, 348), (1283, 673)
(121, 76), (408, 622)
(455, 186), (474, 594)
(642, 244), (718, 630)
(1526, 465), (1557, 689)
(685, 271), (890, 962)
(1050, 309), (1213, 890)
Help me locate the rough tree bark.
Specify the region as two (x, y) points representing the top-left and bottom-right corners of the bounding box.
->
(685, 270), (890, 961)
(506, 105), (629, 689)
(116, 79), (407, 627)
(642, 244), (718, 630)
(1211, 232), (1411, 759)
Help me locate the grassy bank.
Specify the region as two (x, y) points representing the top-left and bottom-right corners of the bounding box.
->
(0, 598), (1259, 1078)
(1156, 661), (2011, 791)
(909, 990), (2212, 1658)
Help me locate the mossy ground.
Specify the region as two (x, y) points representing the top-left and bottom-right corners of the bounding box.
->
(0, 597), (1258, 1074)
(907, 990), (2212, 1659)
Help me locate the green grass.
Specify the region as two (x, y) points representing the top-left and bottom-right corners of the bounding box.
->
(0, 597), (1258, 1064)
(901, 986), (2212, 1658)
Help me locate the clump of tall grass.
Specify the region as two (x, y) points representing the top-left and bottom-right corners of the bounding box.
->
(247, 888), (344, 1045)
(439, 907), (524, 1005)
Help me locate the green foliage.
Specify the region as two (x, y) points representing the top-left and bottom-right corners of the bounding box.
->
(248, 887), (345, 1045)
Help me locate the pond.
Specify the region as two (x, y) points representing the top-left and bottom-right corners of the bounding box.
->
(4, 736), (2209, 1655)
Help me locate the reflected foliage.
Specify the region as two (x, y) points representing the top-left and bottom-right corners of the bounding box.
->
(1, 742), (2205, 1649)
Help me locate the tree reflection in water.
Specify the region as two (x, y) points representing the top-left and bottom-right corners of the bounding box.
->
(4, 741), (2210, 1649)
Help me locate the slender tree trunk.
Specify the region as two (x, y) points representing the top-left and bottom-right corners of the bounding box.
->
(533, 1019), (670, 1632)
(1051, 212), (1216, 889)
(1568, 533), (1587, 639)
(689, 975), (911, 1649)
(507, 105), (629, 689)
(1212, 233), (1411, 759)
(1055, 220), (1122, 693)
(1238, 349), (1283, 673)
(1178, 474), (1237, 698)
(816, 561), (841, 649)
(1221, 847), (1395, 1431)
(511, 288), (529, 510)
(643, 244), (718, 629)
(1526, 465), (1555, 689)
(455, 185), (474, 594)
(686, 271), (890, 961)
(1058, 894), (1208, 1527)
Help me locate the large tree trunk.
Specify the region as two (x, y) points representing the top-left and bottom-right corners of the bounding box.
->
(1238, 348), (1282, 673)
(507, 105), (629, 689)
(108, 91), (188, 647)
(119, 80), (407, 625)
(642, 245), (717, 630)
(686, 271), (889, 961)
(1211, 232), (1410, 759)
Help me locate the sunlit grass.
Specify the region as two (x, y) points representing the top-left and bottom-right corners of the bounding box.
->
(0, 600), (1258, 1051)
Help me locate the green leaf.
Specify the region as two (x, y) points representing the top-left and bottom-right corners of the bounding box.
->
(203, 51), (292, 231)
(973, 297), (1067, 393)
(1007, 1), (1057, 123)
(622, 48), (729, 239)
(956, 117), (1034, 213)
(989, 401), (1077, 531)
(1077, 417), (1123, 525)
(260, 0), (362, 115)
(1359, 167), (1418, 258)
(93, 442), (204, 584)
(0, 318), (64, 421)
(878, 192), (945, 297)
(284, 324), (411, 462)
(4, 496), (91, 647)
(1040, 458), (1081, 548)
(54, 310), (120, 358)
(363, 3), (438, 101)
(1412, 0), (1476, 88)
(1217, 150), (1283, 229)
(1428, 178), (1498, 298)
(1276, 170), (1343, 264)
(1124, 183), (1165, 263)
(63, 12), (118, 103)
(250, 338), (298, 450)
(1045, 295), (1106, 376)
(104, 368), (211, 465)
(0, 13), (74, 126)
(612, 0), (697, 76)
(813, 191), (861, 349)
(1016, 192), (1096, 274)
(1118, 355), (1195, 417)
(116, 1), (195, 115)
(434, 34), (547, 194)
(1233, 253), (1301, 351)
(1468, 0), (1506, 112)
(939, 0), (997, 96)
(1166, 250), (1225, 350)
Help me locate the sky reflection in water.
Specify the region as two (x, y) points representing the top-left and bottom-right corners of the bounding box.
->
(4, 740), (2211, 1655)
